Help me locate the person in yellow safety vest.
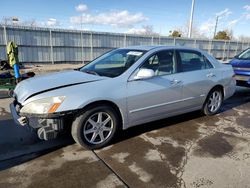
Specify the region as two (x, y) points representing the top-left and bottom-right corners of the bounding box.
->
(7, 41), (21, 81)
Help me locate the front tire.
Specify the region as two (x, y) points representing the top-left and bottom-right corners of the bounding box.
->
(71, 105), (119, 149)
(203, 88), (223, 116)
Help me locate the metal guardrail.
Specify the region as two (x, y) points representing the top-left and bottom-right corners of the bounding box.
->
(0, 25), (249, 64)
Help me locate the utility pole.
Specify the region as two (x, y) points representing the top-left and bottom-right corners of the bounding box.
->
(188, 0), (195, 38)
(213, 16), (219, 39)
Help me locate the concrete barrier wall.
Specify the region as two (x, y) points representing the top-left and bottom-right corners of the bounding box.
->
(0, 25), (249, 64)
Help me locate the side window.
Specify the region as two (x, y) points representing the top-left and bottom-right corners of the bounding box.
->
(141, 50), (175, 76)
(178, 50), (213, 72)
(148, 55), (159, 65)
(203, 56), (214, 69)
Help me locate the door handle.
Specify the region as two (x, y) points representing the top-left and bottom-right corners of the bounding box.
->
(170, 79), (182, 85)
(206, 73), (216, 77)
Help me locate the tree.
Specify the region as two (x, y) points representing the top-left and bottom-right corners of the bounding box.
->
(1, 17), (12, 25)
(174, 21), (208, 39)
(22, 19), (37, 27)
(214, 30), (231, 40)
(142, 25), (159, 36)
(169, 30), (182, 37)
(238, 35), (250, 42)
(1, 17), (37, 27)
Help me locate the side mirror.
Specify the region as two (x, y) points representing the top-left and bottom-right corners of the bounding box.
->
(133, 68), (155, 80)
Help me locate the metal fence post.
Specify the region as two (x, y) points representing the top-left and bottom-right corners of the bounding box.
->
(194, 39), (197, 48)
(158, 35), (161, 45)
(123, 33), (126, 47)
(90, 32), (93, 60)
(222, 41), (227, 60)
(235, 40), (239, 56)
(81, 31), (84, 63)
(227, 40), (231, 60)
(151, 36), (154, 45)
(3, 26), (8, 59)
(49, 29), (54, 64)
(208, 40), (212, 54)
(174, 37), (176, 46)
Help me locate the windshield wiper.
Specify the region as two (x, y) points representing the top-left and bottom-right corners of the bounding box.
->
(82, 69), (99, 76)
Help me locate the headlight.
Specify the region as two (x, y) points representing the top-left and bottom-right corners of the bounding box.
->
(20, 96), (65, 114)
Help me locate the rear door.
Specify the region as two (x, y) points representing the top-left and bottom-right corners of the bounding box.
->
(176, 50), (215, 108)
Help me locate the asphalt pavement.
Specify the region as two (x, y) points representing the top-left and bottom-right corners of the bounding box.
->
(0, 87), (250, 188)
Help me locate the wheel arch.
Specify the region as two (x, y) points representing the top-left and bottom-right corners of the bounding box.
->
(202, 84), (224, 115)
(203, 84), (224, 106)
(79, 100), (124, 129)
(210, 85), (224, 98)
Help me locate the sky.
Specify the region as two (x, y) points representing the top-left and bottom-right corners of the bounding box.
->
(0, 0), (250, 38)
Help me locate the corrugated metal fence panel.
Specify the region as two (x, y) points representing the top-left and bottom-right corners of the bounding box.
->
(36, 31), (50, 46)
(82, 47), (91, 61)
(19, 47), (35, 62)
(52, 31), (82, 47)
(126, 35), (152, 46)
(196, 39), (211, 50)
(0, 26), (249, 63)
(82, 33), (91, 47)
(175, 38), (195, 48)
(0, 28), (5, 45)
(0, 46), (6, 59)
(242, 42), (249, 51)
(92, 33), (109, 47)
(152, 37), (161, 45)
(210, 41), (225, 58)
(227, 41), (238, 58)
(37, 47), (51, 62)
(6, 28), (22, 45)
(93, 48), (113, 59)
(18, 47), (51, 62)
(6, 28), (50, 46)
(159, 37), (174, 46)
(53, 47), (83, 61)
(237, 42), (243, 53)
(0, 27), (6, 59)
(136, 36), (152, 46)
(212, 41), (226, 50)
(92, 33), (124, 48)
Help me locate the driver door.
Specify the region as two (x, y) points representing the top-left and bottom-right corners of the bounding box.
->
(126, 50), (183, 126)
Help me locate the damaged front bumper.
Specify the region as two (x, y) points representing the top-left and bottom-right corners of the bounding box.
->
(10, 102), (67, 141)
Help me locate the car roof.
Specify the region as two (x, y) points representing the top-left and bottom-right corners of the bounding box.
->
(121, 45), (203, 52)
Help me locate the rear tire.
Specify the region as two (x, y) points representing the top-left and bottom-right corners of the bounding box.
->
(202, 88), (223, 116)
(71, 105), (119, 149)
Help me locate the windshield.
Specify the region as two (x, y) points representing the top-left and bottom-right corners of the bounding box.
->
(80, 49), (146, 77)
(237, 48), (250, 60)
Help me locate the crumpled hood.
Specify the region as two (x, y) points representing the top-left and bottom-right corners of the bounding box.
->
(14, 70), (105, 103)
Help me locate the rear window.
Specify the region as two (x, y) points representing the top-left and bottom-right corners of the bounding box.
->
(178, 50), (213, 72)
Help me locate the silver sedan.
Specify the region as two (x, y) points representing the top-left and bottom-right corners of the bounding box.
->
(10, 46), (236, 149)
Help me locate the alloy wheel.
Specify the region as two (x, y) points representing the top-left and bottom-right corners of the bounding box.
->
(83, 112), (114, 145)
(207, 91), (222, 113)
